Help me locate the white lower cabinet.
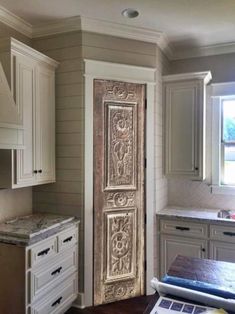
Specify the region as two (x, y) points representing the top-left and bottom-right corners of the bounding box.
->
(160, 234), (207, 277)
(210, 241), (235, 262)
(0, 224), (78, 314)
(158, 217), (235, 278)
(29, 273), (78, 314)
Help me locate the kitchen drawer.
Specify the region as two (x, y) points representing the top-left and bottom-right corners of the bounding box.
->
(210, 224), (235, 243)
(58, 226), (78, 252)
(160, 219), (207, 238)
(29, 272), (78, 314)
(29, 236), (57, 268)
(29, 246), (78, 303)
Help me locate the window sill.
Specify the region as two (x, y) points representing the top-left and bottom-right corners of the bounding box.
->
(211, 185), (235, 195)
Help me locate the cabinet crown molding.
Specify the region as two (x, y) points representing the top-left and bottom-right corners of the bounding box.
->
(0, 37), (59, 68)
(163, 71), (212, 85)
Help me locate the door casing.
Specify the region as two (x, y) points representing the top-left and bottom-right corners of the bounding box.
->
(84, 59), (156, 307)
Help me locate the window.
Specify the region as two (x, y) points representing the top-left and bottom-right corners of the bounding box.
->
(221, 99), (235, 185)
(211, 82), (235, 194)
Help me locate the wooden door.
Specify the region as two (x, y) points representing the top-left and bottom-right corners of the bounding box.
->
(93, 80), (145, 305)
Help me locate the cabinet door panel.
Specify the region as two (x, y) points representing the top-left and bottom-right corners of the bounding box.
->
(160, 234), (207, 278)
(36, 66), (55, 183)
(210, 241), (235, 263)
(13, 53), (36, 186)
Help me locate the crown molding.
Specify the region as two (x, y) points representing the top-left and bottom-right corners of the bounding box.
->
(1, 4), (235, 61)
(32, 16), (81, 38)
(0, 5), (32, 38)
(32, 15), (173, 58)
(172, 42), (235, 60)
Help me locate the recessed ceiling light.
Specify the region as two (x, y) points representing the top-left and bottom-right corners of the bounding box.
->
(122, 8), (139, 19)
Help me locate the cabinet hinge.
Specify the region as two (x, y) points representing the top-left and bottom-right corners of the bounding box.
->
(145, 98), (147, 110)
(144, 213), (147, 225)
(144, 158), (147, 169)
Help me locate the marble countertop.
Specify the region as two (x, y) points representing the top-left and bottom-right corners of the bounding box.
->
(157, 206), (235, 224)
(0, 213), (79, 246)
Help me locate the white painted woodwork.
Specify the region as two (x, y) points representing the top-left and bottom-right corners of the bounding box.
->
(0, 60), (24, 149)
(159, 216), (235, 278)
(35, 65), (55, 183)
(0, 224), (78, 314)
(160, 234), (207, 277)
(210, 224), (235, 243)
(160, 219), (207, 238)
(210, 241), (235, 263)
(0, 37), (58, 188)
(163, 71), (212, 180)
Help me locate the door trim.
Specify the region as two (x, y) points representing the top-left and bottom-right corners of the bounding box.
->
(84, 59), (156, 307)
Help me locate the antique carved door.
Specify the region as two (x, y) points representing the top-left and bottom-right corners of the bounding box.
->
(93, 79), (145, 305)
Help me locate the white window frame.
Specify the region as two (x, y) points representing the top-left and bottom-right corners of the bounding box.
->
(211, 82), (235, 195)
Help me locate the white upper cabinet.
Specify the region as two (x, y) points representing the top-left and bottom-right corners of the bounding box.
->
(163, 72), (212, 180)
(0, 38), (58, 188)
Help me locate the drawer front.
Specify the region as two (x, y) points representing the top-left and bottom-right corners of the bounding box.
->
(29, 272), (78, 314)
(210, 224), (235, 243)
(29, 236), (57, 268)
(58, 226), (78, 252)
(160, 219), (208, 238)
(30, 246), (78, 303)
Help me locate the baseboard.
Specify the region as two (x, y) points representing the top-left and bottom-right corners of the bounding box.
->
(72, 292), (86, 309)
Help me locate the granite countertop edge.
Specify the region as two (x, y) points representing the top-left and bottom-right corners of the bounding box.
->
(0, 218), (80, 247)
(156, 206), (235, 225)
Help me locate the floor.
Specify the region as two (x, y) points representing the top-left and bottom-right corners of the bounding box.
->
(66, 295), (153, 314)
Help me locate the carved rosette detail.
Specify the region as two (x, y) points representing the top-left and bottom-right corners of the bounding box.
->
(105, 82), (136, 100)
(105, 104), (136, 189)
(104, 281), (135, 302)
(105, 192), (135, 208)
(106, 213), (135, 280)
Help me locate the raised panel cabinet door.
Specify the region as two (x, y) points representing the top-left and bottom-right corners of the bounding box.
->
(35, 65), (55, 183)
(210, 241), (235, 263)
(165, 81), (202, 178)
(160, 234), (207, 277)
(94, 80), (145, 305)
(13, 52), (36, 186)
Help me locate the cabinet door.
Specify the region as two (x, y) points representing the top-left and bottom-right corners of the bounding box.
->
(13, 52), (36, 186)
(210, 241), (235, 263)
(165, 80), (203, 179)
(35, 65), (55, 183)
(160, 234), (207, 278)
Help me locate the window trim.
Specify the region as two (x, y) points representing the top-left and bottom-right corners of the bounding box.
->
(211, 82), (235, 195)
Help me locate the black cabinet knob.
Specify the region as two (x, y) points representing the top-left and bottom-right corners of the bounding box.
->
(195, 167), (199, 171)
(33, 170), (38, 174)
(38, 169), (42, 173)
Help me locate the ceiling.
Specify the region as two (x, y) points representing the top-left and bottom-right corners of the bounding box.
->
(0, 0), (235, 56)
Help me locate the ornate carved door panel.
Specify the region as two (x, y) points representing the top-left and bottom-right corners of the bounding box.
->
(93, 80), (145, 305)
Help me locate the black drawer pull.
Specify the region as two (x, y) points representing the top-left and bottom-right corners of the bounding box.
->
(223, 231), (235, 236)
(37, 247), (50, 257)
(51, 266), (62, 276)
(63, 236), (73, 243)
(175, 226), (190, 231)
(51, 296), (62, 307)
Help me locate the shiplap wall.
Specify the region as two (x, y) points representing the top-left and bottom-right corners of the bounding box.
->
(0, 22), (32, 223)
(32, 30), (169, 295)
(32, 31), (84, 293)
